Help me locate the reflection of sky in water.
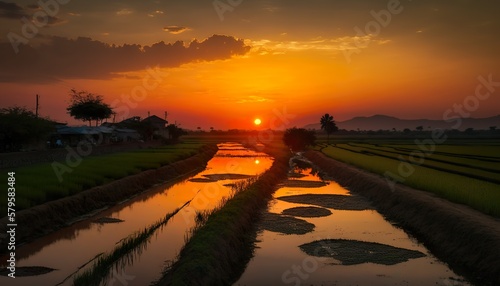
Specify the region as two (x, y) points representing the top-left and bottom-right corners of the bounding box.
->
(0, 143), (273, 286)
(236, 168), (470, 286)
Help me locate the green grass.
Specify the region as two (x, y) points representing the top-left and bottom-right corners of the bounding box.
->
(334, 143), (500, 183)
(157, 141), (290, 285)
(0, 142), (205, 215)
(320, 143), (500, 217)
(73, 200), (191, 286)
(386, 144), (500, 159)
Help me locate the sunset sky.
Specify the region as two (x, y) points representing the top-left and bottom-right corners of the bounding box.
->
(0, 0), (499, 129)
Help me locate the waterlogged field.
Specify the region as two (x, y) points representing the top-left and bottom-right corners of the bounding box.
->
(317, 139), (500, 217)
(0, 143), (273, 285)
(0, 141), (206, 215)
(236, 167), (470, 285)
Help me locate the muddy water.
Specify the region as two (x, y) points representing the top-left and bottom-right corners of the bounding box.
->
(0, 143), (272, 286)
(235, 167), (471, 286)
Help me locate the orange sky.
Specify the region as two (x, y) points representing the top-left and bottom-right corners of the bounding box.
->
(1, 0), (499, 129)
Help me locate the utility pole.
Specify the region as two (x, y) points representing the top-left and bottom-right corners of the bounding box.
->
(35, 94), (39, 117)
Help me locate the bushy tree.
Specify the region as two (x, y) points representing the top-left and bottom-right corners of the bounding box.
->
(0, 106), (54, 151)
(283, 127), (316, 152)
(118, 116), (156, 141)
(167, 124), (187, 142)
(66, 89), (113, 126)
(320, 113), (338, 144)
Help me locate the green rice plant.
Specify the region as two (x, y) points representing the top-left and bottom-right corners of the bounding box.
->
(333, 143), (500, 182)
(160, 147), (290, 285)
(0, 142), (207, 215)
(322, 146), (500, 216)
(73, 200), (191, 286)
(383, 144), (500, 159)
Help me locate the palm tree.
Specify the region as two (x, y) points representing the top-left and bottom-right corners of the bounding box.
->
(320, 113), (338, 144)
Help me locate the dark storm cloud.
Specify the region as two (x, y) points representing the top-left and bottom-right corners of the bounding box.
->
(0, 34), (250, 83)
(0, 0), (66, 25)
(0, 1), (26, 19)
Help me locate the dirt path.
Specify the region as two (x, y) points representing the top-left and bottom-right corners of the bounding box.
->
(304, 151), (500, 285)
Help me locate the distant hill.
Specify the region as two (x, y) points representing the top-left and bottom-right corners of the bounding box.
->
(304, 114), (500, 131)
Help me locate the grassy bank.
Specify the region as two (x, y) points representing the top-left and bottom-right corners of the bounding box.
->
(72, 200), (191, 286)
(155, 142), (290, 285)
(305, 151), (500, 285)
(0, 141), (205, 215)
(318, 142), (500, 217)
(0, 144), (218, 250)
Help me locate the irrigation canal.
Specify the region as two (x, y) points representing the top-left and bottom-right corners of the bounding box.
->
(0, 144), (471, 285)
(0, 143), (272, 286)
(235, 157), (471, 286)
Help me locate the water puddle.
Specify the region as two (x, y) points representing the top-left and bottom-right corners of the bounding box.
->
(0, 143), (273, 286)
(235, 165), (471, 286)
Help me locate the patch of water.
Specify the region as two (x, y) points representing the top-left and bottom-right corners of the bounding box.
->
(0, 143), (273, 286)
(235, 168), (471, 286)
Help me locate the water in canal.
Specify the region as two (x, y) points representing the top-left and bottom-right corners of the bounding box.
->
(235, 161), (471, 286)
(0, 143), (272, 286)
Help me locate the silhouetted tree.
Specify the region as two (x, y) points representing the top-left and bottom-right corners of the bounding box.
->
(66, 89), (113, 126)
(119, 117), (155, 141)
(283, 127), (316, 152)
(465, 127), (474, 134)
(416, 126), (424, 132)
(490, 126), (497, 131)
(320, 113), (338, 144)
(0, 106), (54, 151)
(167, 124), (187, 142)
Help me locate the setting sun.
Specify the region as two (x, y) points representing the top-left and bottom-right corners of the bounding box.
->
(0, 1), (497, 285)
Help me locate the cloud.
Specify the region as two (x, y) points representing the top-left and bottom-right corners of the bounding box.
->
(0, 34), (251, 83)
(0, 1), (25, 19)
(263, 5), (280, 13)
(219, 94), (276, 104)
(236, 95), (273, 104)
(116, 8), (133, 16)
(163, 26), (190, 34)
(249, 36), (383, 55)
(148, 10), (164, 17)
(45, 15), (67, 26)
(0, 1), (66, 26)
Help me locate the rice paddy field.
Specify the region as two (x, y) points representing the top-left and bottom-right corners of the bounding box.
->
(0, 141), (207, 215)
(315, 139), (500, 217)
